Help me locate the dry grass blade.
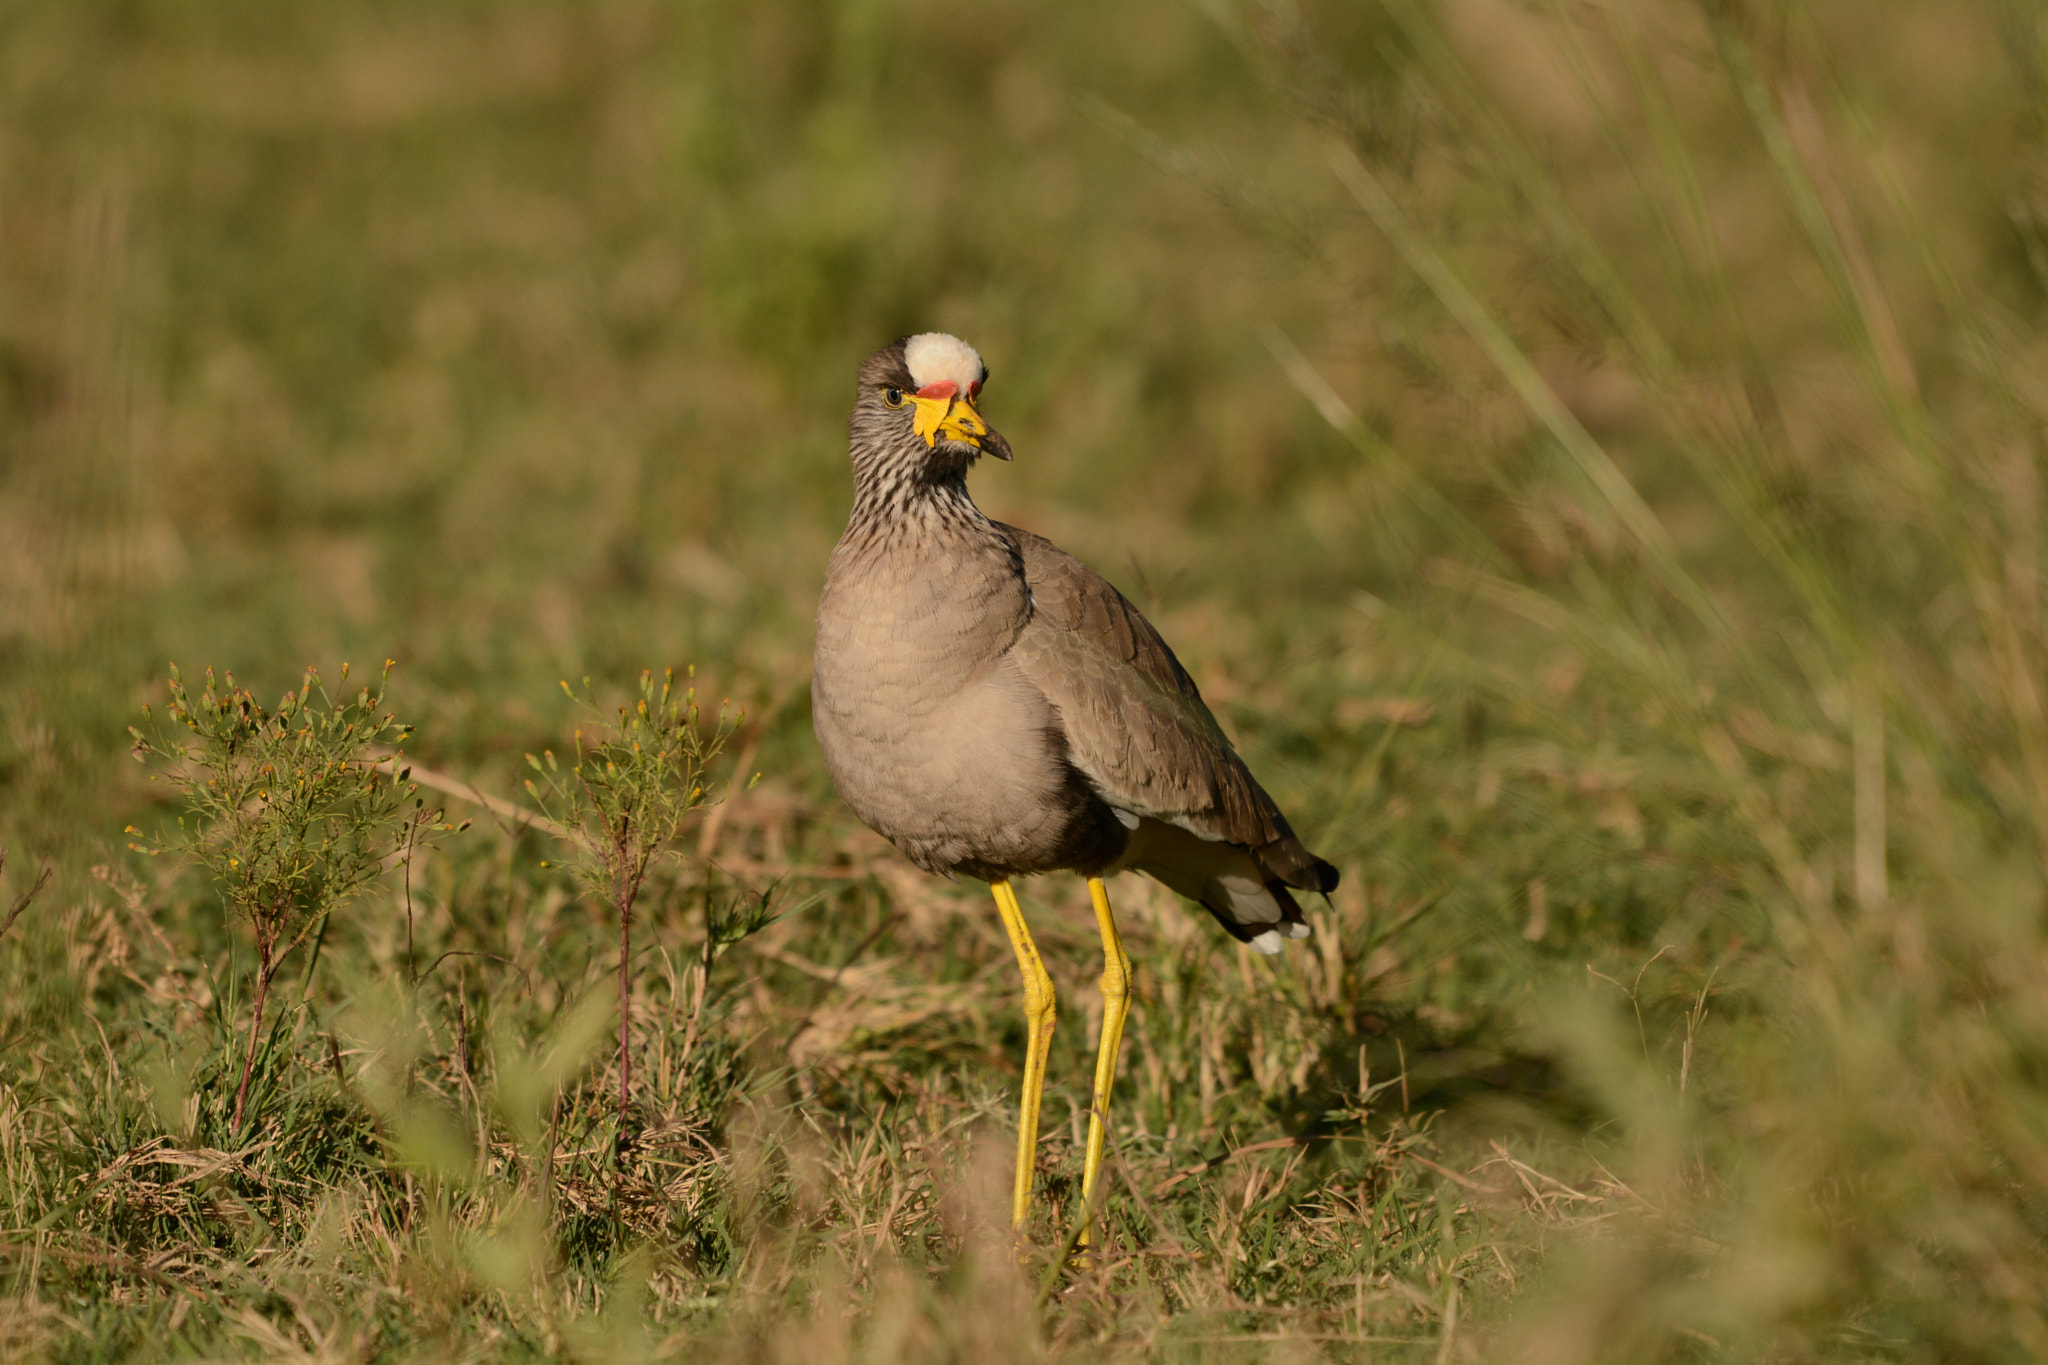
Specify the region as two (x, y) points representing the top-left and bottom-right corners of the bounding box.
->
(1149, 1136), (1313, 1197)
(0, 849), (51, 942)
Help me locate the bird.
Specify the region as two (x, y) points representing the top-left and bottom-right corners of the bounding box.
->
(812, 332), (1339, 1248)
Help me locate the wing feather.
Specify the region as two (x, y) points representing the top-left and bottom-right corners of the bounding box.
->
(997, 524), (1331, 892)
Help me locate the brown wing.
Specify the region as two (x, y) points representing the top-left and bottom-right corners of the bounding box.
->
(996, 524), (1336, 892)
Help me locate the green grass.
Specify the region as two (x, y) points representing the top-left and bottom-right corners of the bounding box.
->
(6, 0), (2048, 1358)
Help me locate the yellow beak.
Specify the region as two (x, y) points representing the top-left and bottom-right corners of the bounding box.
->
(910, 392), (991, 449)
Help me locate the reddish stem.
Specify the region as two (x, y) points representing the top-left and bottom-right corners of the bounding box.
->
(616, 860), (633, 1123)
(233, 932), (276, 1131)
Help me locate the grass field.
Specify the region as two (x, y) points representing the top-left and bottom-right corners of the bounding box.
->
(6, 1), (2048, 1359)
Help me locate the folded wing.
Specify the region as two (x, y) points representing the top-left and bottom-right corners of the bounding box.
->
(997, 524), (1339, 917)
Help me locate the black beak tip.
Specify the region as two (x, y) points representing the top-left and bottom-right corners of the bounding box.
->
(983, 429), (1015, 462)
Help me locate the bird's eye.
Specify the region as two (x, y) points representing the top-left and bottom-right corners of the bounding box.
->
(882, 387), (906, 408)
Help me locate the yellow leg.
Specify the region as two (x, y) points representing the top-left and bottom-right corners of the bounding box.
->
(1078, 875), (1132, 1253)
(990, 878), (1056, 1231)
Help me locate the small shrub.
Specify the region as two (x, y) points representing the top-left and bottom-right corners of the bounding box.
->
(524, 668), (740, 1128)
(129, 661), (463, 1130)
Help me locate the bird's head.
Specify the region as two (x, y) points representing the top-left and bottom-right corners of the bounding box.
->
(852, 333), (1015, 479)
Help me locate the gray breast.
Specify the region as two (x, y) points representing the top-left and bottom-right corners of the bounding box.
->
(813, 517), (1124, 879)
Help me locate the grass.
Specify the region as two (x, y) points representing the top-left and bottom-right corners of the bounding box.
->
(5, 0), (2048, 1358)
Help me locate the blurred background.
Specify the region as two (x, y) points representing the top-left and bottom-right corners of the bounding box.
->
(7, 0), (2048, 1359)
(2, 0), (1398, 831)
